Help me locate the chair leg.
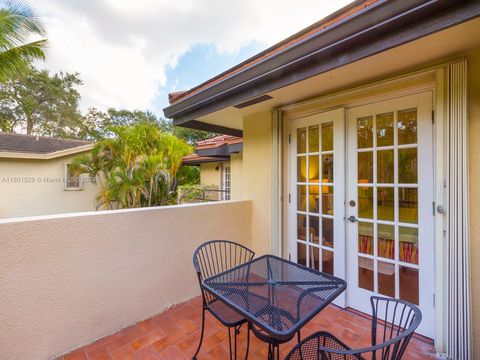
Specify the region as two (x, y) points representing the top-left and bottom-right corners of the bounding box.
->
(192, 308), (206, 360)
(228, 327), (233, 360)
(297, 330), (301, 343)
(244, 324), (250, 360)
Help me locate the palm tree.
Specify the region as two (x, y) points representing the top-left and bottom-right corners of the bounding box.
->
(72, 123), (192, 210)
(0, 1), (46, 81)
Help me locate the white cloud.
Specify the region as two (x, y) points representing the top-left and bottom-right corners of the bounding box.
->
(29, 0), (352, 112)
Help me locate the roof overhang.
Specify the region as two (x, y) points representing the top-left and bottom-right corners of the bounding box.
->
(0, 144), (94, 160)
(196, 141), (243, 157)
(163, 0), (480, 134)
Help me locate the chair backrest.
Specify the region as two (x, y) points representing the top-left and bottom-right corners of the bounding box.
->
(193, 240), (255, 304)
(284, 296), (422, 360)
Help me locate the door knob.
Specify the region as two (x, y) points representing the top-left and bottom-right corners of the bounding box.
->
(347, 215), (358, 223)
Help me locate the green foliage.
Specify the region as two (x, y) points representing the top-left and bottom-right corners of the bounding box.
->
(159, 117), (217, 144)
(176, 164), (200, 185)
(0, 1), (46, 81)
(0, 66), (84, 136)
(72, 122), (193, 209)
(178, 183), (211, 203)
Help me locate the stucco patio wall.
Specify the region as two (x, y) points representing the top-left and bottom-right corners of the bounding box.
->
(0, 200), (252, 360)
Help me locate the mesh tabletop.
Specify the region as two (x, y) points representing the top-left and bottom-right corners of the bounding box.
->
(202, 255), (346, 340)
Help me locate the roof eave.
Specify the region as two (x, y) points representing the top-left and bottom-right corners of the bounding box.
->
(163, 0), (480, 131)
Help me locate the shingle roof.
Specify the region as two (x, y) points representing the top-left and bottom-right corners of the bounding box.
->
(0, 132), (92, 154)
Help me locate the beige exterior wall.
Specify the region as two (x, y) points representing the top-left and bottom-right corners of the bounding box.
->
(243, 111), (272, 255)
(466, 48), (480, 357)
(0, 200), (252, 360)
(199, 161), (224, 200)
(230, 153), (243, 200)
(0, 153), (98, 219)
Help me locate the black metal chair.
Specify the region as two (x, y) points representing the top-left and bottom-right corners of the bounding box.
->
(192, 240), (255, 360)
(284, 296), (422, 360)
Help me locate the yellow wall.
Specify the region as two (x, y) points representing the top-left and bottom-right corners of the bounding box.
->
(230, 153), (243, 200)
(466, 48), (480, 357)
(0, 153), (97, 219)
(243, 111), (272, 255)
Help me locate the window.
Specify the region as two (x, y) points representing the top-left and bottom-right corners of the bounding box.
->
(222, 165), (231, 200)
(65, 164), (82, 190)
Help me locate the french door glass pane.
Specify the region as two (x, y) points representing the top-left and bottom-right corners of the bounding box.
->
(358, 222), (374, 255)
(309, 215), (319, 244)
(322, 154), (334, 183)
(297, 157), (306, 182)
(322, 123), (333, 151)
(322, 186), (334, 215)
(308, 155), (319, 182)
(377, 224), (395, 260)
(322, 217), (334, 247)
(298, 242), (306, 266)
(297, 214), (307, 241)
(400, 266), (419, 304)
(377, 150), (394, 183)
(357, 116), (373, 148)
(309, 125), (319, 152)
(378, 261), (395, 297)
(399, 148), (418, 183)
(376, 112), (394, 147)
(309, 246), (319, 270)
(397, 109), (417, 145)
(297, 185), (307, 212)
(322, 250), (334, 275)
(399, 188), (418, 223)
(359, 257), (374, 291)
(399, 226), (418, 264)
(309, 185), (320, 213)
(358, 186), (373, 219)
(297, 128), (307, 153)
(377, 187), (394, 221)
(358, 152), (373, 183)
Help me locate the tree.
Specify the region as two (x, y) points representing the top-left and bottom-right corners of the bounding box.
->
(0, 1), (46, 81)
(0, 66), (84, 136)
(72, 122), (192, 209)
(159, 117), (217, 144)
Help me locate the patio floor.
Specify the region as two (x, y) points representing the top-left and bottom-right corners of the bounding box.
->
(59, 296), (436, 360)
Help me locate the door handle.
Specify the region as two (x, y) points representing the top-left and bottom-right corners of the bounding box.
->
(347, 215), (358, 223)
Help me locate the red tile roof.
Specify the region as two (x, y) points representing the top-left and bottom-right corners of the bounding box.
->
(183, 135), (243, 164)
(169, 0), (380, 105)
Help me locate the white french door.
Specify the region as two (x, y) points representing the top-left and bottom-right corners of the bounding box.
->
(345, 92), (435, 338)
(288, 109), (346, 305)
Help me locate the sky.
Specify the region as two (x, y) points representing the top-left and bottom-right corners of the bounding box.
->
(28, 0), (352, 117)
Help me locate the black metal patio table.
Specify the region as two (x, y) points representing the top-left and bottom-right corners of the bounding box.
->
(202, 254), (347, 359)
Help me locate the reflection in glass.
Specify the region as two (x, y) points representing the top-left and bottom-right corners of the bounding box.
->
(398, 109), (417, 145)
(400, 266), (419, 304)
(297, 127), (307, 153)
(378, 261), (395, 297)
(297, 214), (307, 241)
(358, 222), (374, 255)
(308, 155), (319, 182)
(377, 224), (395, 260)
(399, 226), (418, 264)
(359, 257), (374, 291)
(358, 186), (373, 219)
(377, 150), (394, 184)
(322, 250), (334, 275)
(297, 156), (307, 182)
(309, 186), (320, 213)
(322, 123), (333, 151)
(297, 242), (306, 266)
(399, 188), (418, 223)
(297, 185), (307, 212)
(322, 154), (334, 183)
(309, 125), (319, 152)
(322, 186), (334, 215)
(376, 112), (394, 146)
(322, 217), (334, 247)
(309, 215), (319, 244)
(358, 152), (373, 183)
(377, 187), (394, 221)
(399, 148), (418, 183)
(310, 246), (319, 270)
(357, 116), (373, 149)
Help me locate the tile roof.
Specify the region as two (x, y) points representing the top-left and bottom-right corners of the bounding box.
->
(183, 135), (243, 164)
(168, 0), (380, 105)
(0, 132), (92, 154)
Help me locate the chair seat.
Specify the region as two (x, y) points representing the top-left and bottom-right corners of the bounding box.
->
(207, 299), (246, 327)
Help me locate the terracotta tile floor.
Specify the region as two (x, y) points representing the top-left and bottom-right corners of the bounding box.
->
(59, 296), (436, 360)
